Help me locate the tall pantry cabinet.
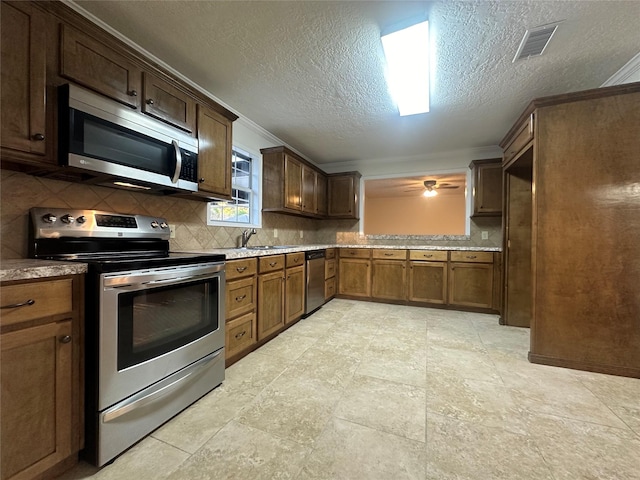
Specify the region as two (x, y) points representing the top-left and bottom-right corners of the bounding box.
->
(500, 82), (640, 378)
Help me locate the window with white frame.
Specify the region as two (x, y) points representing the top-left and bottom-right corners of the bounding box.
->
(208, 148), (261, 228)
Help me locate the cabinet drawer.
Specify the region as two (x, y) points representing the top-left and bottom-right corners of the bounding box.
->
(226, 258), (257, 280)
(225, 276), (256, 320)
(325, 277), (336, 299)
(409, 250), (448, 262)
(372, 249), (407, 260)
(1, 278), (73, 327)
(259, 254), (285, 273)
(225, 311), (257, 359)
(286, 252), (305, 268)
(325, 248), (336, 259)
(325, 259), (336, 279)
(339, 248), (371, 259)
(503, 113), (534, 164)
(450, 251), (494, 263)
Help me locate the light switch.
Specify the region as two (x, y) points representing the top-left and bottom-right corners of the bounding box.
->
(274, 228), (278, 238)
(481, 231), (489, 240)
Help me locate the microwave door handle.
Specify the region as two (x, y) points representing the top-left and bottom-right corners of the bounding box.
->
(171, 140), (182, 184)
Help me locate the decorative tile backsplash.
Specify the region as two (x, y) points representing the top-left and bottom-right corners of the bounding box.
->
(0, 169), (501, 260)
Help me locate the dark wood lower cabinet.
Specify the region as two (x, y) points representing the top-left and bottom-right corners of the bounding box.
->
(408, 261), (447, 304)
(371, 259), (406, 301)
(257, 270), (285, 341)
(448, 262), (494, 309)
(285, 265), (305, 324)
(338, 258), (371, 298)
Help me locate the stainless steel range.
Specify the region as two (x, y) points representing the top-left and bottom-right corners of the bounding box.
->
(29, 208), (225, 466)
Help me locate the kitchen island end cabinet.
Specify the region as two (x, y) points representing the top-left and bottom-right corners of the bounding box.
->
(1, 274), (84, 480)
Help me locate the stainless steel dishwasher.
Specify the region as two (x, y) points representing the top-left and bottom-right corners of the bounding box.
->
(304, 249), (326, 316)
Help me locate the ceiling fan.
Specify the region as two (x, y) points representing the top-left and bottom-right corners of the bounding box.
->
(405, 180), (460, 197)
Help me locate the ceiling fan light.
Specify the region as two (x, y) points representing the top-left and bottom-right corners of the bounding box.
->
(423, 188), (437, 197)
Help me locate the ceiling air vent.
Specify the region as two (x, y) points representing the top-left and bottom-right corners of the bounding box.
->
(513, 22), (561, 62)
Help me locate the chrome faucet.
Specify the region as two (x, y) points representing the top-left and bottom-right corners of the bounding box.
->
(241, 228), (257, 248)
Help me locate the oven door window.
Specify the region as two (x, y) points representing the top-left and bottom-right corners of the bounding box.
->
(117, 278), (219, 370)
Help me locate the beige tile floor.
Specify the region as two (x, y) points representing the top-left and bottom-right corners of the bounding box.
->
(58, 299), (640, 480)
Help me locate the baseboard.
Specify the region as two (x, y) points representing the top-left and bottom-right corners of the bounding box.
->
(528, 353), (640, 379)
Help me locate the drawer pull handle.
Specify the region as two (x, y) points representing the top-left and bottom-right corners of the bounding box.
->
(235, 294), (246, 302)
(59, 335), (72, 344)
(1, 299), (35, 309)
(235, 331), (246, 339)
(269, 262), (278, 267)
(466, 255), (477, 259)
(236, 266), (247, 273)
(384, 253), (393, 256)
(424, 254), (433, 258)
(349, 252), (356, 255)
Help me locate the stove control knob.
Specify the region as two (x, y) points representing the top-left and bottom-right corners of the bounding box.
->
(61, 214), (75, 224)
(160, 222), (169, 229)
(42, 213), (57, 224)
(76, 216), (86, 225)
(150, 221), (159, 228)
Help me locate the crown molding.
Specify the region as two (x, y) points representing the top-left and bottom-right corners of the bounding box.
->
(601, 52), (640, 87)
(321, 145), (503, 175)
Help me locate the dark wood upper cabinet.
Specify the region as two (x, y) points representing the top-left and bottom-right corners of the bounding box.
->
(470, 158), (502, 217)
(196, 104), (232, 199)
(60, 24), (141, 109)
(1, 1), (48, 159)
(142, 72), (196, 134)
(284, 153), (303, 211)
(328, 172), (361, 219)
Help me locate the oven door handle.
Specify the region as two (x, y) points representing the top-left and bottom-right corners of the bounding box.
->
(101, 349), (223, 423)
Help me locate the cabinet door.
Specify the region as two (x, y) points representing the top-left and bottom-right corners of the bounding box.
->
(142, 72), (196, 134)
(372, 260), (406, 301)
(328, 174), (360, 219)
(471, 160), (502, 216)
(257, 270), (285, 340)
(1, 320), (73, 480)
(197, 104), (232, 199)
(284, 154), (302, 211)
(60, 24), (141, 108)
(448, 262), (493, 308)
(302, 165), (317, 214)
(316, 173), (328, 216)
(338, 258), (371, 298)
(1, 1), (47, 157)
(285, 265), (305, 324)
(408, 261), (447, 304)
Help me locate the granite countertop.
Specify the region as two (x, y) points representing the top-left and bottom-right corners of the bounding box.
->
(0, 259), (88, 282)
(1, 244), (501, 280)
(189, 244), (501, 260)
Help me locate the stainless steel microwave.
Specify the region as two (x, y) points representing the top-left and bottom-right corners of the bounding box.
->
(58, 84), (199, 193)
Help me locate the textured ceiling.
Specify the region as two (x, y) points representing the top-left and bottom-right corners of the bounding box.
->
(74, 0), (640, 168)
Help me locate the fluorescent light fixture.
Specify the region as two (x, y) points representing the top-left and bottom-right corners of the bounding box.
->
(423, 188), (437, 197)
(381, 18), (430, 116)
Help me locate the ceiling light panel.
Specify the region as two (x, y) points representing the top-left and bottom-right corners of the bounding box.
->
(381, 18), (430, 116)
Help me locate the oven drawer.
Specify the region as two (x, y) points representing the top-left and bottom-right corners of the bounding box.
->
(226, 258), (257, 280)
(225, 276), (256, 320)
(259, 254), (285, 273)
(1, 278), (73, 327)
(225, 311), (257, 359)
